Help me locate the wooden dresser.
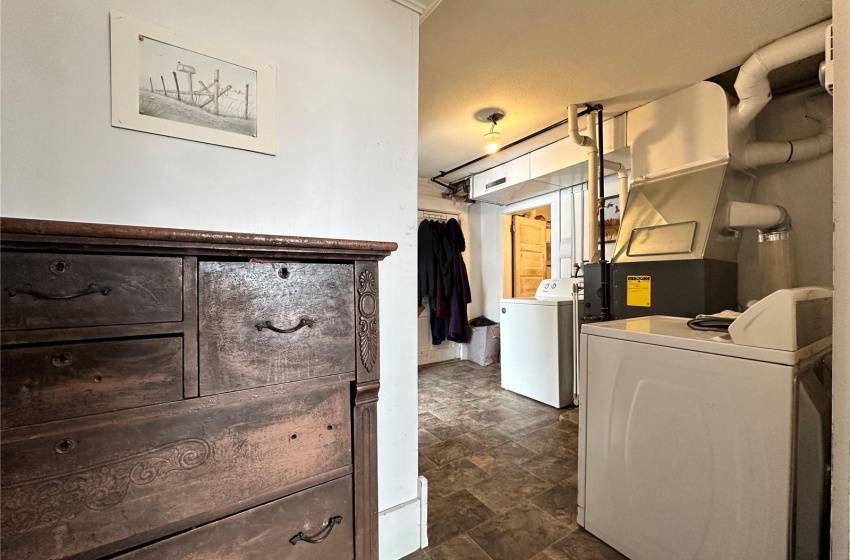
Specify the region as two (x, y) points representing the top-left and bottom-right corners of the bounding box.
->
(0, 218), (395, 560)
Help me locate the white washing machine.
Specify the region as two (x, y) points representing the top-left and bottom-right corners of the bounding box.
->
(578, 313), (831, 560)
(499, 278), (581, 408)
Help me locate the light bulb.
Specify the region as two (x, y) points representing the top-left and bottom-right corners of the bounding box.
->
(484, 131), (500, 153)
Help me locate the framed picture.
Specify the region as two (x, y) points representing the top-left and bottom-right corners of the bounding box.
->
(602, 195), (621, 242)
(110, 11), (276, 154)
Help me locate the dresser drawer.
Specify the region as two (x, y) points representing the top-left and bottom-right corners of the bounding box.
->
(0, 376), (353, 560)
(116, 475), (353, 559)
(1, 252), (183, 330)
(1, 337), (183, 429)
(199, 261), (355, 395)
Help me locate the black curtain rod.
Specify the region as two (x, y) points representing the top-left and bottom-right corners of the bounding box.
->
(430, 105), (595, 188)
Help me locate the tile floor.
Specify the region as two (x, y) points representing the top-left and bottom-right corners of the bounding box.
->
(404, 360), (625, 560)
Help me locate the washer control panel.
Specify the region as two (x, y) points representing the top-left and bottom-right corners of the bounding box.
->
(535, 278), (581, 299)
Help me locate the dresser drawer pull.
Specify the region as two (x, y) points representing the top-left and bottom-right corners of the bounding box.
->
(5, 283), (112, 300)
(54, 438), (76, 454)
(289, 515), (343, 545)
(51, 352), (73, 367)
(255, 318), (315, 334)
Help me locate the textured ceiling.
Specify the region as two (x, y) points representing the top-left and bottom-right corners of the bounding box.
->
(419, 0), (832, 180)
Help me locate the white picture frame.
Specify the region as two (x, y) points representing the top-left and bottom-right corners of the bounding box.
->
(110, 10), (277, 155)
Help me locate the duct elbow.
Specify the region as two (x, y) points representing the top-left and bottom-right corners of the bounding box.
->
(790, 101), (833, 161)
(603, 160), (630, 203)
(760, 205), (792, 235)
(730, 95), (771, 132)
(568, 104), (594, 148)
(603, 160), (622, 173)
(744, 116), (832, 167)
(731, 20), (832, 131)
(743, 141), (793, 167)
(789, 127), (833, 161)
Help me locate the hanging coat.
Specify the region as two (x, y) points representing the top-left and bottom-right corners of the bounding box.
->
(417, 219), (435, 305)
(418, 220), (449, 344)
(431, 221), (454, 319)
(445, 218), (471, 343)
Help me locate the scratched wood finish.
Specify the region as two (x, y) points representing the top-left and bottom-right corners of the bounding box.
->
(199, 261), (355, 395)
(0, 375), (353, 560)
(0, 321), (184, 346)
(1, 337), (183, 429)
(0, 219), (393, 560)
(182, 257), (199, 398)
(116, 476), (354, 560)
(1, 252), (182, 330)
(1, 217), (397, 257)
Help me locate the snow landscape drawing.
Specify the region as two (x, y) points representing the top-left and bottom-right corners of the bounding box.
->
(138, 37), (257, 137)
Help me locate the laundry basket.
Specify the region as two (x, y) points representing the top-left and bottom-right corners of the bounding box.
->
(467, 317), (500, 366)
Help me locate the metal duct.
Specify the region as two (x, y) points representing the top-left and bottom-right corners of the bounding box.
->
(611, 160), (755, 264)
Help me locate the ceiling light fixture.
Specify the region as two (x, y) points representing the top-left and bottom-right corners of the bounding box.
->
(484, 112), (504, 154)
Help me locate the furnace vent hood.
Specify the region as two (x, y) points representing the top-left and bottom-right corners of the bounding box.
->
(610, 82), (758, 264)
(611, 159), (755, 264)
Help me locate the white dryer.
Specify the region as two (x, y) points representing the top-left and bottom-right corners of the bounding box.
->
(578, 315), (831, 560)
(499, 278), (581, 408)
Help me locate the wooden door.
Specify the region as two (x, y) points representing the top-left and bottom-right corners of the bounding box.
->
(512, 216), (547, 297)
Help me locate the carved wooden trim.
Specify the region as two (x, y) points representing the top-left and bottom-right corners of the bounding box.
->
(0, 218), (397, 257)
(353, 261), (380, 560)
(354, 380), (381, 406)
(357, 270), (379, 373)
(353, 401), (378, 560)
(2, 439), (209, 532)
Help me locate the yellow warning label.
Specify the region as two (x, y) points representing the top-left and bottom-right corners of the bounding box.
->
(627, 276), (651, 307)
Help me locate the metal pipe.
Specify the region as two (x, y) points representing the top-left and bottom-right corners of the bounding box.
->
(431, 106), (594, 188)
(572, 281), (584, 406)
(595, 105), (610, 320)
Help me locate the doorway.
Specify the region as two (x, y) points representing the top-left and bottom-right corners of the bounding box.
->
(504, 205), (552, 297)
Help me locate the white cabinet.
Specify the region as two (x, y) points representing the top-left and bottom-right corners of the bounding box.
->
(529, 137), (589, 183)
(471, 154), (530, 198)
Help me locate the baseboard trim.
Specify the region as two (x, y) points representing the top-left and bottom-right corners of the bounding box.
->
(378, 476), (429, 559)
(418, 475), (429, 548)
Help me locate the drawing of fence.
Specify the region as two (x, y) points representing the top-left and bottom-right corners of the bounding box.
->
(147, 66), (251, 119)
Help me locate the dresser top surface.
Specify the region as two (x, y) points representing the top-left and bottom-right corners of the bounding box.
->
(1, 218), (397, 260)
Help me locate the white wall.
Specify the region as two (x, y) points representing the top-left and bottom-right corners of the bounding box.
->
(831, 0), (850, 557)
(0, 1), (421, 557)
(737, 90), (834, 304)
(471, 202), (506, 321)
